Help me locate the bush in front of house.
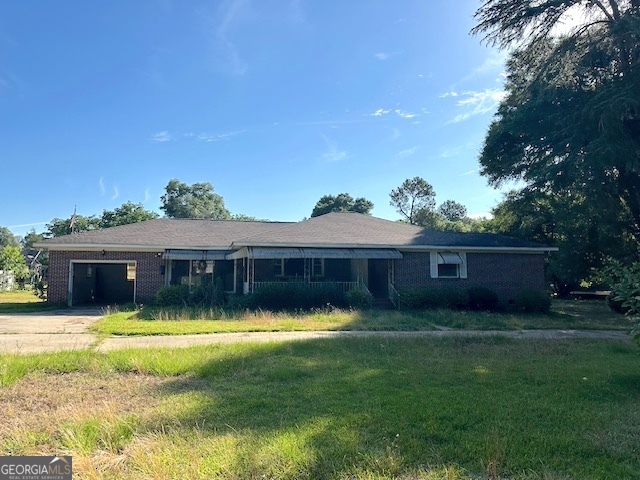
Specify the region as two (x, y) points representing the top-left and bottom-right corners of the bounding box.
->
(398, 287), (468, 310)
(252, 283), (346, 310)
(515, 290), (552, 313)
(156, 284), (190, 306)
(466, 287), (499, 311)
(345, 288), (373, 310)
(190, 278), (226, 307)
(606, 293), (630, 314)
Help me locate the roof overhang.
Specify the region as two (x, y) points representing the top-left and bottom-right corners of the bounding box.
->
(227, 247), (403, 260)
(163, 250), (231, 260)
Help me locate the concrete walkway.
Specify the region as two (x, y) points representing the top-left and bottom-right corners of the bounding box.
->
(0, 310), (633, 354)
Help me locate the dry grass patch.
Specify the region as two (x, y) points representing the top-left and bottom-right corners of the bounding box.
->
(0, 372), (168, 457)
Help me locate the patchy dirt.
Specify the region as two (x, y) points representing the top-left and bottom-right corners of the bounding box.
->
(0, 372), (170, 453)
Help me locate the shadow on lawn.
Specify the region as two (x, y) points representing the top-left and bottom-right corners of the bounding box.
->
(148, 338), (482, 478)
(140, 336), (639, 479)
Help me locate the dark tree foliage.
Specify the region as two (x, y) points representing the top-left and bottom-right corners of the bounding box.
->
(0, 226), (19, 249)
(389, 177), (436, 225)
(46, 215), (100, 237)
(487, 190), (635, 294)
(100, 201), (159, 228)
(437, 200), (468, 222)
(160, 179), (231, 219)
(311, 193), (374, 217)
(473, 0), (640, 240)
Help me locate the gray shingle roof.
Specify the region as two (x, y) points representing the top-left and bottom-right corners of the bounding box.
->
(38, 212), (551, 250)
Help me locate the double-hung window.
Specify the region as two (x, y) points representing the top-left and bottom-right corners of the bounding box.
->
(430, 252), (467, 279)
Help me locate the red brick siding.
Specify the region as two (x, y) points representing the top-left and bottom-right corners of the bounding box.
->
(395, 251), (546, 304)
(47, 251), (164, 305)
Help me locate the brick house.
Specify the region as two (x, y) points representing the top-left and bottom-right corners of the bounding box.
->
(37, 212), (556, 307)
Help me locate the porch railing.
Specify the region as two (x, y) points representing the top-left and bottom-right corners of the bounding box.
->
(253, 281), (359, 293)
(388, 282), (400, 308)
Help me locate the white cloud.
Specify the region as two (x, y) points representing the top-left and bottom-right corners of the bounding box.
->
(214, 0), (250, 75)
(395, 147), (419, 158)
(461, 169), (477, 176)
(374, 51), (402, 61)
(144, 188), (151, 203)
(370, 108), (390, 117)
(319, 134), (347, 163)
(395, 109), (417, 119)
(98, 177), (106, 195)
(390, 128), (401, 141)
(443, 88), (506, 123)
(197, 130), (245, 142)
(151, 131), (172, 142)
(111, 186), (120, 201)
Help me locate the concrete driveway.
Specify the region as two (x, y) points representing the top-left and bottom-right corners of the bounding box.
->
(0, 309), (102, 354)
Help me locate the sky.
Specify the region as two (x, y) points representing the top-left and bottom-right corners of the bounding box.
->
(0, 0), (512, 237)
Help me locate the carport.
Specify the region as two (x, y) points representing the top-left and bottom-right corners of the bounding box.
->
(69, 260), (136, 306)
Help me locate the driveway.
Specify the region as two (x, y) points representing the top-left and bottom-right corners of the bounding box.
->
(0, 309), (102, 354)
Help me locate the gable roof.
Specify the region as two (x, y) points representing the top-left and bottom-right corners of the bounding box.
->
(37, 212), (555, 252)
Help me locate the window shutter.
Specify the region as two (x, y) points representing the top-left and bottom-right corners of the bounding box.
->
(459, 253), (467, 279)
(429, 252), (438, 278)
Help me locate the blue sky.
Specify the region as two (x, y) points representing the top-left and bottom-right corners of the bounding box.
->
(1, 0), (510, 237)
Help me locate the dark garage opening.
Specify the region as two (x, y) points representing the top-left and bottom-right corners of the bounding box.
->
(72, 262), (134, 306)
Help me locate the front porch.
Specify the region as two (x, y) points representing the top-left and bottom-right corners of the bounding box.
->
(229, 247), (401, 301)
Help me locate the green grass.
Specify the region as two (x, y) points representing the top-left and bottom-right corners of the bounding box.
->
(0, 337), (638, 479)
(91, 307), (440, 336)
(0, 289), (60, 313)
(91, 299), (635, 337)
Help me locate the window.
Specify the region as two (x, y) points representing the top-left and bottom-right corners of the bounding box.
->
(273, 258), (284, 276)
(311, 258), (324, 277)
(430, 252), (467, 279)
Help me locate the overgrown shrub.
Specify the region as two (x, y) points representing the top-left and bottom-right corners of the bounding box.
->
(155, 284), (190, 306)
(398, 287), (467, 310)
(515, 290), (551, 313)
(252, 283), (346, 310)
(191, 278), (226, 307)
(606, 292), (630, 314)
(466, 287), (499, 311)
(345, 288), (373, 310)
(597, 260), (640, 315)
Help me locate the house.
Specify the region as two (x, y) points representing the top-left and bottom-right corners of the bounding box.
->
(36, 212), (556, 307)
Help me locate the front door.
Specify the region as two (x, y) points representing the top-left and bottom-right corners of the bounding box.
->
(368, 259), (388, 298)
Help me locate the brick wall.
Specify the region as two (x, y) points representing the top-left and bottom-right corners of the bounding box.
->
(48, 250), (164, 305)
(395, 251), (546, 305)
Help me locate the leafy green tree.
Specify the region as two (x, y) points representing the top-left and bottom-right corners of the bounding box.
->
(46, 215), (100, 237)
(0, 245), (29, 281)
(100, 201), (159, 228)
(311, 193), (374, 217)
(389, 177), (436, 225)
(437, 200), (468, 222)
(472, 0), (640, 240)
(160, 179), (231, 219)
(0, 227), (19, 248)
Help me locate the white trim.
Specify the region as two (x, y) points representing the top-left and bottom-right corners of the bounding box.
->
(229, 242), (556, 253)
(68, 260), (137, 307)
(430, 252), (467, 279)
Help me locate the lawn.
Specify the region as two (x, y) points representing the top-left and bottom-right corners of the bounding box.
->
(0, 289), (59, 313)
(0, 337), (638, 479)
(91, 299), (636, 337)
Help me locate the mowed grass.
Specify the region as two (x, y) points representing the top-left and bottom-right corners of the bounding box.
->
(92, 299), (635, 337)
(0, 289), (59, 313)
(0, 337), (638, 479)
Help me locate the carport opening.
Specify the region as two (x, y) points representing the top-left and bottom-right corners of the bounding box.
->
(71, 262), (135, 306)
